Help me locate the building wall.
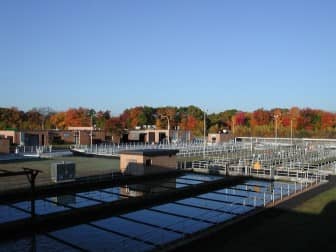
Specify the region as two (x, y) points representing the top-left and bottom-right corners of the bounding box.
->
(24, 131), (50, 146)
(68, 126), (93, 131)
(47, 130), (111, 145)
(57, 131), (75, 144)
(126, 129), (191, 144)
(0, 129), (112, 146)
(0, 139), (10, 154)
(208, 133), (233, 144)
(142, 155), (177, 175)
(75, 131), (107, 145)
(0, 130), (17, 144)
(0, 130), (50, 146)
(150, 155), (177, 169)
(120, 153), (177, 175)
(78, 131), (90, 145)
(120, 154), (144, 174)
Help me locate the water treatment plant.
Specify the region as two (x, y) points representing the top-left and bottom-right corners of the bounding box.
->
(0, 137), (336, 251)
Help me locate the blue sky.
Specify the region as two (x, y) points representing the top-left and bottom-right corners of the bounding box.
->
(1, 0), (335, 115)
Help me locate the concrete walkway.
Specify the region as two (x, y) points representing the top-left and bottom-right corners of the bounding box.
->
(0, 154), (38, 162)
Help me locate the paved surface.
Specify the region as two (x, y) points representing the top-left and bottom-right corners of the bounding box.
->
(0, 154), (38, 162)
(0, 156), (120, 192)
(0, 151), (72, 161)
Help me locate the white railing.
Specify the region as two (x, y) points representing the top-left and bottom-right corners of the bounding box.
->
(70, 142), (251, 158)
(189, 143), (334, 182)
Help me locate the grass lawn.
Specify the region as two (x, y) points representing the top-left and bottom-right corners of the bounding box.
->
(175, 186), (336, 252)
(295, 187), (336, 214)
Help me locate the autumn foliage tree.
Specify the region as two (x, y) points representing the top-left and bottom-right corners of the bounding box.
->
(180, 115), (197, 131)
(50, 112), (66, 130)
(251, 109), (271, 126)
(0, 107), (23, 130)
(1, 106), (336, 138)
(23, 109), (43, 130)
(64, 108), (91, 127)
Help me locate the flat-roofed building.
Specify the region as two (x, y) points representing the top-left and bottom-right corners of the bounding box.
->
(208, 132), (233, 144)
(0, 130), (49, 146)
(119, 149), (179, 176)
(124, 129), (192, 144)
(0, 130), (19, 145)
(0, 129), (113, 146)
(67, 127), (112, 145)
(0, 138), (10, 154)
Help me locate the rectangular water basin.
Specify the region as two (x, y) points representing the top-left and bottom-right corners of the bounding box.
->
(152, 202), (235, 224)
(197, 192), (265, 207)
(12, 200), (70, 215)
(50, 224), (154, 252)
(175, 178), (204, 185)
(0, 204), (31, 224)
(93, 216), (182, 246)
(76, 190), (125, 203)
(101, 186), (130, 196)
(177, 197), (254, 215)
(122, 209), (212, 235)
(179, 174), (222, 182)
(0, 234), (79, 252)
(47, 195), (100, 209)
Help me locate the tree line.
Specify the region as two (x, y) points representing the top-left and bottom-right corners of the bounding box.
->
(1, 106), (336, 138)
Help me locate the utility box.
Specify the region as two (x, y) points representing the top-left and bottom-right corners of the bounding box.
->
(51, 161), (76, 182)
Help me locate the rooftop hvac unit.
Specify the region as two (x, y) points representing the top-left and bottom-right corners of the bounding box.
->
(51, 161), (76, 182)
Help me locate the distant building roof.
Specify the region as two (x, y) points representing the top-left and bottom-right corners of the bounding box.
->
(119, 149), (179, 157)
(68, 127), (93, 131)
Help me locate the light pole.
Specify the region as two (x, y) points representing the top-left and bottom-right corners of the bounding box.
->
(90, 114), (93, 147)
(274, 114), (280, 142)
(290, 119), (293, 145)
(88, 110), (95, 147)
(232, 116), (235, 140)
(203, 109), (207, 158)
(160, 115), (170, 144)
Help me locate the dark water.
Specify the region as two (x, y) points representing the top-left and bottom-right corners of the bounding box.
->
(0, 176), (299, 252)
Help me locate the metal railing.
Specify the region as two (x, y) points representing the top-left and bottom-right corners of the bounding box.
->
(69, 142), (251, 158)
(189, 141), (336, 182)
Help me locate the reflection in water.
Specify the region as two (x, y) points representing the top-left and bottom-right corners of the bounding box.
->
(0, 234), (79, 252)
(51, 195), (76, 206)
(253, 186), (260, 193)
(121, 185), (144, 197)
(122, 177), (180, 197)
